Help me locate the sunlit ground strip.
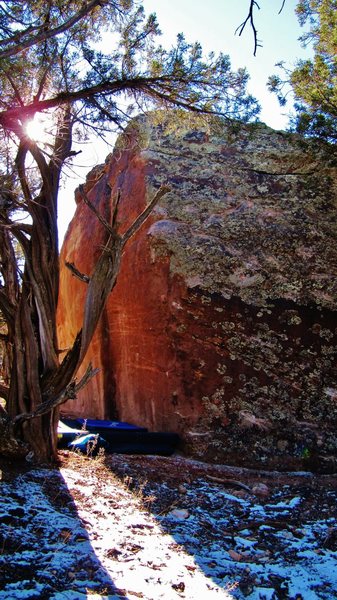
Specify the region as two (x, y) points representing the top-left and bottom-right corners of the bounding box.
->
(61, 466), (234, 599)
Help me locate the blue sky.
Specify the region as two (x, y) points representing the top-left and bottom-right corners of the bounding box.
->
(58, 1), (312, 241)
(142, 0), (311, 130)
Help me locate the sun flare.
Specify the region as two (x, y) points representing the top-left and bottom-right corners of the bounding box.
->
(25, 114), (50, 143)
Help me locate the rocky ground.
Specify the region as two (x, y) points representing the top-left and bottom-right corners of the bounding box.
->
(0, 451), (337, 599)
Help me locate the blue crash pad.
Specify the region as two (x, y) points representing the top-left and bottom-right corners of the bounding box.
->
(57, 421), (88, 448)
(62, 417), (147, 432)
(59, 418), (180, 456)
(68, 433), (108, 455)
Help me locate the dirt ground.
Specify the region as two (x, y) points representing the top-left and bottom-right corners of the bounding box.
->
(1, 451), (337, 599)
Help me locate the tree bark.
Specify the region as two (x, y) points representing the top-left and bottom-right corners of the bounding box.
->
(1, 114), (70, 462)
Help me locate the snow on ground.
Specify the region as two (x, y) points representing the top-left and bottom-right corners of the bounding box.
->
(0, 452), (337, 599)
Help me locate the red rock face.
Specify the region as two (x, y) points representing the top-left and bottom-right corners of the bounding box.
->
(57, 112), (337, 469)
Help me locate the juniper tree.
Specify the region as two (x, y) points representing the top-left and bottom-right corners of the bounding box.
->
(268, 0), (337, 144)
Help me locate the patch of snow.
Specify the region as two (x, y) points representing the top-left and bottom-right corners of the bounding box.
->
(1, 457), (337, 599)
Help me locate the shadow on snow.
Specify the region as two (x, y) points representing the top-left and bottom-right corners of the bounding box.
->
(0, 463), (128, 600)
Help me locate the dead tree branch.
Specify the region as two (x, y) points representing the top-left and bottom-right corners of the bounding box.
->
(236, 1), (287, 55)
(13, 363), (99, 424)
(65, 261), (90, 283)
(80, 183), (117, 236)
(278, 1), (286, 14)
(205, 475), (252, 493)
(121, 185), (170, 247)
(235, 1), (262, 56)
(78, 184), (170, 364)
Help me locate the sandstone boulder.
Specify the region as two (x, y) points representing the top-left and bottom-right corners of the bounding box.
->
(57, 112), (337, 470)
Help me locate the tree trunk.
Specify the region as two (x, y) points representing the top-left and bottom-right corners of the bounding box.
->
(1, 120), (67, 462)
(6, 271), (59, 462)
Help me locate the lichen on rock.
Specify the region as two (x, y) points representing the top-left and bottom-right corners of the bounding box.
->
(57, 110), (337, 471)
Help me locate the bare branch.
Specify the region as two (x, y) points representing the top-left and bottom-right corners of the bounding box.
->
(13, 363), (99, 423)
(0, 66), (25, 106)
(41, 331), (83, 398)
(111, 189), (122, 228)
(236, 1), (286, 54)
(205, 475), (252, 493)
(278, 1), (286, 14)
(65, 261), (90, 283)
(34, 52), (57, 103)
(79, 183), (116, 237)
(122, 185), (170, 246)
(235, 1), (262, 56)
(1, 221), (33, 234)
(79, 185), (170, 364)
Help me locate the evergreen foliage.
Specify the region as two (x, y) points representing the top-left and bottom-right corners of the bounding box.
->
(268, 0), (337, 144)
